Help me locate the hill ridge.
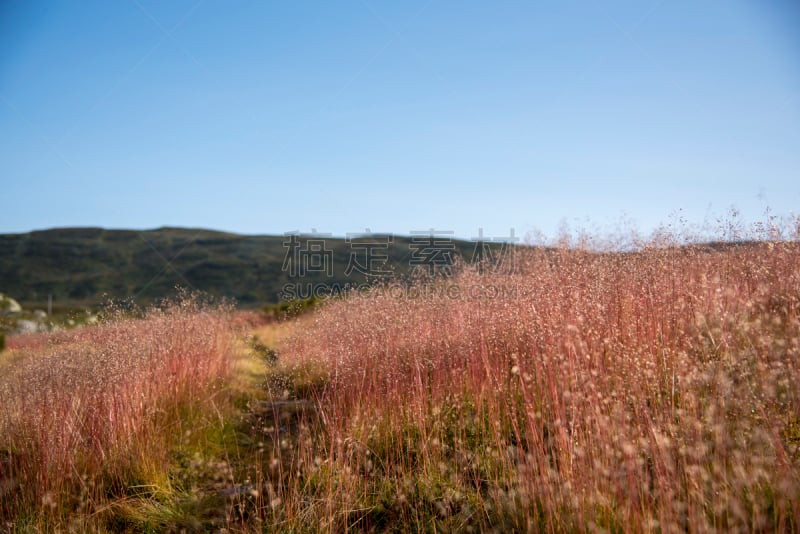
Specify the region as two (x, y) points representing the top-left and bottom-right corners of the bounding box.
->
(0, 227), (490, 309)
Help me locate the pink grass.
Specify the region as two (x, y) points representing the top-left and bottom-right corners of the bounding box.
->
(276, 232), (800, 531)
(0, 296), (235, 520)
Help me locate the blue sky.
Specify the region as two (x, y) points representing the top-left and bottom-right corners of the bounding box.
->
(1, 0), (798, 240)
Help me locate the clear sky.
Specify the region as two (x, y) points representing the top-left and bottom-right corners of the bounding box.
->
(1, 0), (798, 240)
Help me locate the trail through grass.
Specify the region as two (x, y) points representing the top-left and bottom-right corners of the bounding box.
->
(2, 233), (800, 533)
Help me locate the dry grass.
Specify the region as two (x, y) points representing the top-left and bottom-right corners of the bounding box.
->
(262, 230), (800, 532)
(0, 295), (236, 529)
(2, 220), (800, 532)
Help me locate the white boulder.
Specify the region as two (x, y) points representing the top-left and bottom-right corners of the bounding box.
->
(15, 320), (39, 334)
(0, 293), (22, 315)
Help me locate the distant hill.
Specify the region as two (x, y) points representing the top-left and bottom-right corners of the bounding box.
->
(0, 227), (502, 309)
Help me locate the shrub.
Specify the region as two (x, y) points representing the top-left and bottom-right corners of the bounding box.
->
(262, 295), (322, 321)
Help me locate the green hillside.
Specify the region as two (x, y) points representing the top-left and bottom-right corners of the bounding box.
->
(0, 227), (503, 309)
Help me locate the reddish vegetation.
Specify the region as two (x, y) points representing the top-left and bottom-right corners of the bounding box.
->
(2, 225), (799, 532)
(276, 239), (800, 531)
(0, 297), (235, 520)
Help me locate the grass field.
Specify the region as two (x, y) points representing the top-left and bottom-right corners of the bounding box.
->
(1, 227), (799, 532)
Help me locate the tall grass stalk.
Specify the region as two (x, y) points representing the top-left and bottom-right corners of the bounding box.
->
(269, 227), (800, 531)
(0, 296), (235, 526)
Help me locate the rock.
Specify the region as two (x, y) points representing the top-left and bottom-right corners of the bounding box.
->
(0, 294), (21, 316)
(33, 309), (47, 321)
(15, 320), (39, 334)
